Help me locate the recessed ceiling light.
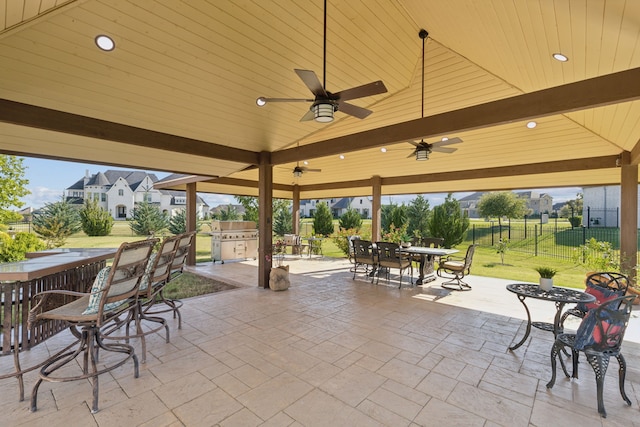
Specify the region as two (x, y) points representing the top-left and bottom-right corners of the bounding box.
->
(95, 35), (115, 51)
(380, 148), (387, 153)
(441, 137), (449, 142)
(527, 121), (537, 129)
(303, 161), (308, 165)
(339, 155), (345, 160)
(256, 97), (266, 107)
(552, 53), (568, 62)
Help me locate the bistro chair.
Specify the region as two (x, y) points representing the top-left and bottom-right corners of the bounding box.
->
(352, 239), (376, 282)
(374, 241), (413, 289)
(346, 235), (361, 272)
(560, 272), (629, 329)
(28, 238), (157, 414)
(145, 231), (196, 330)
(437, 244), (476, 291)
(547, 295), (635, 418)
(103, 234), (181, 363)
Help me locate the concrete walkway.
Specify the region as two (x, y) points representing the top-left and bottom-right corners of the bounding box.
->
(1, 256), (639, 426)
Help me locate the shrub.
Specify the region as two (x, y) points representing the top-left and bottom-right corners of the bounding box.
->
(0, 231), (46, 262)
(426, 194), (469, 248)
(332, 227), (366, 256)
(568, 216), (582, 227)
(80, 199), (113, 236)
(339, 208), (362, 231)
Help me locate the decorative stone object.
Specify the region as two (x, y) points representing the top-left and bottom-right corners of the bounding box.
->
(269, 265), (290, 291)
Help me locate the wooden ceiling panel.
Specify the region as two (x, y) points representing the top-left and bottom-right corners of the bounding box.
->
(0, 0), (639, 200)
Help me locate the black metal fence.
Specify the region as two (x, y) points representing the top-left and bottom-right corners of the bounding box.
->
(466, 222), (627, 261)
(5, 221), (33, 233)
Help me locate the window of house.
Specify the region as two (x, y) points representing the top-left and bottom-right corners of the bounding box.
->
(101, 193), (107, 202)
(144, 193), (152, 203)
(359, 199), (363, 204)
(93, 193), (99, 201)
(118, 189), (124, 196)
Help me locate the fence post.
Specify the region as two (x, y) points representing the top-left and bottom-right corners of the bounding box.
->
(587, 206), (591, 229)
(491, 221), (495, 246)
(534, 224), (538, 256)
(472, 224), (476, 244)
(508, 218), (511, 240)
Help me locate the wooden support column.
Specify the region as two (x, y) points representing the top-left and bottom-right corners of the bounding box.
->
(292, 184), (300, 235)
(620, 154), (638, 283)
(258, 152), (273, 289)
(186, 182), (197, 266)
(371, 175), (382, 242)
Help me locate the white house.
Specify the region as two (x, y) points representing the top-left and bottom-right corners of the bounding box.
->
(300, 197), (372, 218)
(581, 185), (629, 227)
(65, 170), (208, 220)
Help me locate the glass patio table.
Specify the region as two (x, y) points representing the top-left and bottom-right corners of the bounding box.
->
(506, 283), (595, 351)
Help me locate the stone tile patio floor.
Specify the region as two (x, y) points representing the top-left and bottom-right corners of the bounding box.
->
(2, 256), (640, 426)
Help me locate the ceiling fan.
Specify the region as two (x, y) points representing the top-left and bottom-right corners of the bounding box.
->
(293, 163), (322, 177)
(407, 29), (462, 161)
(255, 0), (387, 122)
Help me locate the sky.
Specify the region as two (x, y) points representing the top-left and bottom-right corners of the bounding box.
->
(13, 157), (582, 210)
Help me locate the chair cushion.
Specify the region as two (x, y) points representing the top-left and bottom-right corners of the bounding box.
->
(573, 309), (623, 351)
(139, 252), (157, 291)
(442, 260), (464, 270)
(82, 267), (127, 315)
(576, 285), (620, 312)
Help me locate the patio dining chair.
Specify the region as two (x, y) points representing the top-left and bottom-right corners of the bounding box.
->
(437, 244), (476, 291)
(547, 295), (635, 418)
(28, 238), (157, 413)
(352, 239), (376, 282)
(374, 241), (413, 289)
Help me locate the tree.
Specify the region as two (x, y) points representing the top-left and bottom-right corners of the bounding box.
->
(80, 198), (113, 236)
(407, 195), (430, 238)
(235, 196), (259, 225)
(559, 192), (583, 218)
(477, 191), (526, 228)
(313, 202), (334, 236)
(32, 197), (82, 248)
(167, 209), (203, 234)
(213, 205), (241, 221)
(129, 200), (169, 236)
(381, 202), (408, 234)
(339, 208), (362, 231)
(0, 155), (30, 222)
(427, 193), (469, 248)
(273, 200), (293, 236)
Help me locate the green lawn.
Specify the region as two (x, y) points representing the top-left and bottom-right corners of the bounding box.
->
(62, 220), (592, 289)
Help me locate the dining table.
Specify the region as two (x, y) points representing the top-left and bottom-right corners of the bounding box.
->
(0, 247), (118, 401)
(400, 246), (459, 285)
(506, 283), (596, 351)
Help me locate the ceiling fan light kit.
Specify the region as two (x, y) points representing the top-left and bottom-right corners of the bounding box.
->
(416, 147), (430, 161)
(313, 102), (335, 122)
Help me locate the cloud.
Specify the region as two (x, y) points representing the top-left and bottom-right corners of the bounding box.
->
(18, 186), (65, 209)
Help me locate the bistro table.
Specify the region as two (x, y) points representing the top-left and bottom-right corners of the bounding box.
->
(0, 248), (118, 401)
(506, 283), (596, 351)
(401, 246), (459, 285)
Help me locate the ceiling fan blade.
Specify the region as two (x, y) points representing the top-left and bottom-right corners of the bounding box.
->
(406, 151), (416, 158)
(337, 101), (372, 119)
(408, 141), (420, 147)
(432, 137), (463, 147)
(305, 168), (322, 172)
(295, 69), (327, 97)
(333, 80), (388, 101)
(431, 146), (458, 154)
(300, 108), (316, 122)
(260, 97), (314, 103)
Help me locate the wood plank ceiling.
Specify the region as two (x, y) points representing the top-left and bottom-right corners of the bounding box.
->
(0, 0), (639, 199)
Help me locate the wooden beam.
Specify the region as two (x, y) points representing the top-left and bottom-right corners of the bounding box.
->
(629, 139), (640, 166)
(186, 183), (197, 266)
(258, 152), (273, 289)
(0, 99), (260, 165)
(372, 176), (381, 242)
(272, 68), (640, 164)
(620, 153), (638, 283)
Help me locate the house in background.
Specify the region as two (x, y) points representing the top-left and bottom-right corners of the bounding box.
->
(459, 191), (553, 218)
(581, 185), (634, 227)
(300, 197), (372, 219)
(210, 204), (246, 218)
(65, 170), (208, 220)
